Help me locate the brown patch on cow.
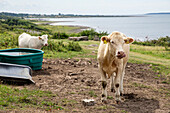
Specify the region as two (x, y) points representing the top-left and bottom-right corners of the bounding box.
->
(102, 81), (107, 89)
(112, 61), (116, 67)
(115, 83), (119, 88)
(102, 94), (105, 97)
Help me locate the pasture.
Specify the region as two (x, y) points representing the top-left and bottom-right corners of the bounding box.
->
(0, 18), (169, 112)
(0, 39), (169, 113)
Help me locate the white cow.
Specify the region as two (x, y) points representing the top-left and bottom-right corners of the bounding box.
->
(18, 33), (48, 49)
(97, 31), (134, 103)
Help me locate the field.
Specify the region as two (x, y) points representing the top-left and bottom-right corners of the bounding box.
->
(0, 18), (170, 112)
(0, 39), (170, 113)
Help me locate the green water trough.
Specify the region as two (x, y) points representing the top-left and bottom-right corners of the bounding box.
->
(0, 48), (44, 84)
(0, 48), (44, 70)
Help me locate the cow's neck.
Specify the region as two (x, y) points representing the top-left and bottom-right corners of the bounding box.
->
(103, 44), (116, 65)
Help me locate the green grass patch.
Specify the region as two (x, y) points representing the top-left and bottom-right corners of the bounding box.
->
(40, 24), (81, 34)
(107, 96), (113, 99)
(131, 82), (151, 88)
(0, 85), (63, 110)
(130, 44), (170, 59)
(88, 91), (97, 97)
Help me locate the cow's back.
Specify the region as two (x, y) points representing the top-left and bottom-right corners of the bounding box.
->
(18, 33), (31, 48)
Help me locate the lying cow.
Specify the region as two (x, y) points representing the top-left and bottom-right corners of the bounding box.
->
(97, 31), (134, 103)
(18, 33), (48, 49)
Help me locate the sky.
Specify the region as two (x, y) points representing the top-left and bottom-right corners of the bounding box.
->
(0, 0), (170, 15)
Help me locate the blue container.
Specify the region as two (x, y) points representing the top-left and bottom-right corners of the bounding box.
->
(0, 48), (44, 70)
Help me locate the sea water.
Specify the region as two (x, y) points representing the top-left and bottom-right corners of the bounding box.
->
(42, 14), (170, 41)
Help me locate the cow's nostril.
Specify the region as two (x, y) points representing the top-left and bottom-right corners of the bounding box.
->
(118, 52), (120, 54)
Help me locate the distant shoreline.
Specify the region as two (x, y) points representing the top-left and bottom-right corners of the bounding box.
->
(29, 19), (91, 33)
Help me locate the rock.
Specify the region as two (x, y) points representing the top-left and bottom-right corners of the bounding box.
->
(82, 99), (95, 106)
(48, 66), (52, 69)
(69, 73), (78, 76)
(69, 36), (88, 41)
(88, 44), (98, 47)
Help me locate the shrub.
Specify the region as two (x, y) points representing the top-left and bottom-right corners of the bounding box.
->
(0, 33), (18, 48)
(78, 29), (108, 40)
(52, 32), (69, 39)
(42, 40), (82, 52)
(42, 40), (67, 52)
(66, 42), (82, 51)
(79, 29), (97, 37)
(133, 36), (170, 51)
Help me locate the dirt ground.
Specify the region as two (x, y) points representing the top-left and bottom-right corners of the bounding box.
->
(12, 58), (170, 113)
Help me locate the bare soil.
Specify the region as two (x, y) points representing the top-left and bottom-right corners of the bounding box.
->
(10, 59), (170, 113)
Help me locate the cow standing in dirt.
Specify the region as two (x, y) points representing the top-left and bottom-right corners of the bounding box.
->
(97, 31), (134, 103)
(18, 33), (48, 49)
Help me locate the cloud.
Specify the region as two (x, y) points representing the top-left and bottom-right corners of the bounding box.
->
(0, 0), (170, 15)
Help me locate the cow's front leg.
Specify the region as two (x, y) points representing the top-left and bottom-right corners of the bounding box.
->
(110, 72), (115, 93)
(120, 64), (126, 96)
(120, 69), (125, 96)
(115, 65), (123, 103)
(99, 68), (107, 103)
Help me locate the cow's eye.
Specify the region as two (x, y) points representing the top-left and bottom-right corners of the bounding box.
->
(111, 41), (115, 44)
(42, 39), (44, 41)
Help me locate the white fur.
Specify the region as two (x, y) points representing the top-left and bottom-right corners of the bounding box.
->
(18, 33), (48, 49)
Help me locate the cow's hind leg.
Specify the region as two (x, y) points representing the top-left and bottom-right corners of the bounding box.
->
(99, 68), (107, 103)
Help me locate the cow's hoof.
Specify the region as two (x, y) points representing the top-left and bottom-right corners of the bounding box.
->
(120, 92), (123, 96)
(111, 88), (115, 93)
(102, 100), (108, 104)
(116, 100), (121, 104)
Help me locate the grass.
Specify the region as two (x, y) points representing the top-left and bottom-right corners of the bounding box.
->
(39, 24), (82, 34)
(130, 44), (170, 59)
(43, 39), (169, 77)
(88, 91), (97, 97)
(0, 84), (64, 111)
(43, 39), (99, 59)
(131, 82), (151, 89)
(129, 45), (170, 76)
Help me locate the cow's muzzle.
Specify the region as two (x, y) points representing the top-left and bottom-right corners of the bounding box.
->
(116, 51), (126, 59)
(44, 43), (48, 46)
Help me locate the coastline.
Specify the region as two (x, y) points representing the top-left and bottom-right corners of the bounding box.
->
(31, 19), (91, 33)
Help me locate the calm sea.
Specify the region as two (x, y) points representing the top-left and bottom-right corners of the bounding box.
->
(44, 15), (170, 41)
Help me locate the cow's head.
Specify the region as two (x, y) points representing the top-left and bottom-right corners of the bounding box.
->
(39, 34), (48, 46)
(101, 32), (133, 59)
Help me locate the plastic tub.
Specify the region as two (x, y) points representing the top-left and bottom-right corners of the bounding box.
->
(0, 48), (44, 70)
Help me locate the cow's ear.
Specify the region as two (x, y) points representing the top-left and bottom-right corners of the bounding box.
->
(101, 36), (110, 44)
(124, 37), (134, 44)
(38, 36), (42, 40)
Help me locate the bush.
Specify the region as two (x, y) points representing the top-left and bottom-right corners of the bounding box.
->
(42, 40), (67, 52)
(78, 29), (108, 40)
(0, 18), (50, 33)
(42, 40), (82, 52)
(0, 33), (18, 48)
(66, 42), (82, 51)
(52, 32), (69, 39)
(133, 36), (170, 51)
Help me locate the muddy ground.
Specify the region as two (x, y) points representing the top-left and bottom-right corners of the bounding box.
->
(10, 59), (170, 113)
